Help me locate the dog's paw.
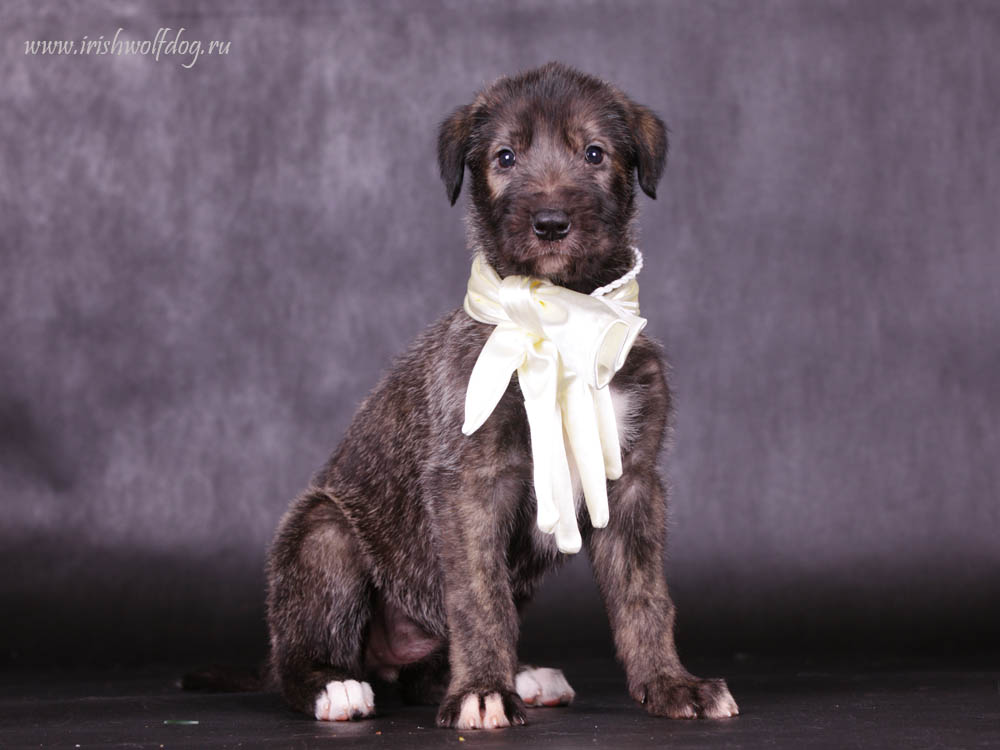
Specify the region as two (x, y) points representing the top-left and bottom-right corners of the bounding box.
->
(436, 688), (527, 729)
(314, 679), (375, 721)
(638, 675), (738, 719)
(516, 667), (575, 707)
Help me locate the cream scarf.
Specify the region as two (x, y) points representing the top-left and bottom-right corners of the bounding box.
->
(461, 249), (647, 553)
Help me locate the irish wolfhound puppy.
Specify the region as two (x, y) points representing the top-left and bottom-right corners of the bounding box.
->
(266, 62), (738, 729)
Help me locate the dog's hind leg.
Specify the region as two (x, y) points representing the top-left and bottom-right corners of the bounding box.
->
(266, 487), (376, 720)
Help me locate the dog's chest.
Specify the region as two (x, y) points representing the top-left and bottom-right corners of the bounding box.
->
(568, 385), (633, 498)
(524, 385), (633, 552)
(609, 385), (635, 449)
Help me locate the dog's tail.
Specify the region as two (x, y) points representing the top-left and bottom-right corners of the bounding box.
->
(181, 662), (267, 693)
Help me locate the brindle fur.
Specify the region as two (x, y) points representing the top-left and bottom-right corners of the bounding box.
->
(266, 62), (737, 727)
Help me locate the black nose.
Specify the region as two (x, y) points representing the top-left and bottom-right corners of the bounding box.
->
(532, 209), (571, 241)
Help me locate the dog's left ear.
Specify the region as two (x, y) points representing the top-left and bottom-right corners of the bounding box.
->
(437, 104), (474, 206)
(629, 103), (668, 200)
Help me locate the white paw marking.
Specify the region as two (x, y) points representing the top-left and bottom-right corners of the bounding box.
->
(708, 686), (740, 718)
(314, 679), (375, 721)
(516, 667), (575, 707)
(483, 693), (510, 728)
(456, 694), (482, 729)
(455, 692), (509, 729)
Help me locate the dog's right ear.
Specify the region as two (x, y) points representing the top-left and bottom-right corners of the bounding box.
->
(437, 104), (474, 205)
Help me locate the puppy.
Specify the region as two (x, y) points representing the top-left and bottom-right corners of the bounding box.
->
(265, 62), (738, 729)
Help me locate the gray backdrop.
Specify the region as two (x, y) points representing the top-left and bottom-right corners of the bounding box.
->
(2, 0), (997, 667)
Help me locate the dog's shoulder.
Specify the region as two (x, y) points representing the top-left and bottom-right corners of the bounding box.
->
(404, 308), (493, 388)
(610, 334), (672, 450)
(615, 334), (670, 391)
(357, 309), (488, 396)
(343, 309), (492, 439)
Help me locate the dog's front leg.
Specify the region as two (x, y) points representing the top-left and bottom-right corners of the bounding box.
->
(586, 470), (739, 719)
(431, 468), (528, 730)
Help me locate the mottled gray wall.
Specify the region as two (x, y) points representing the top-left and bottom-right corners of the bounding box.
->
(2, 0), (997, 666)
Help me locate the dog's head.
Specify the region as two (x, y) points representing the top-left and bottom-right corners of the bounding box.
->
(438, 62), (667, 291)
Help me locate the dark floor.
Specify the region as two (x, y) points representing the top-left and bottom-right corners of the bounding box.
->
(2, 657), (998, 749)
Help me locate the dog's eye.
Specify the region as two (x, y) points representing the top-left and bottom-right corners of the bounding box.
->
(496, 148), (516, 169)
(585, 145), (604, 165)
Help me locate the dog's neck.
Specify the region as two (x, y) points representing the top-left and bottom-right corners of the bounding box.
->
(480, 244), (638, 295)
